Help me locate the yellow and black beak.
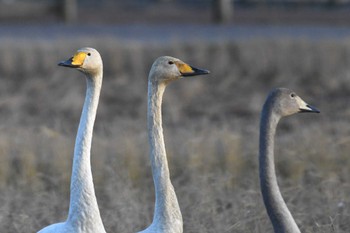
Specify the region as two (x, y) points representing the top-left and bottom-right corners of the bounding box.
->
(58, 51), (87, 68)
(175, 61), (210, 77)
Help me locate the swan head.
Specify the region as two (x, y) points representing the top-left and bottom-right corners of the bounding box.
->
(267, 88), (320, 117)
(58, 47), (103, 76)
(149, 56), (209, 84)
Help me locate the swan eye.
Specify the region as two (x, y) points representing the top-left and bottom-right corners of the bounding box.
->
(290, 93), (296, 98)
(168, 61), (174, 65)
(87, 53), (91, 56)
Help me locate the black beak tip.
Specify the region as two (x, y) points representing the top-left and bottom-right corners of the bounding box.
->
(58, 57), (76, 67)
(58, 61), (79, 68)
(58, 61), (65, 66)
(203, 69), (210, 75)
(58, 60), (72, 67)
(191, 67), (210, 76)
(300, 105), (320, 113)
(308, 105), (320, 113)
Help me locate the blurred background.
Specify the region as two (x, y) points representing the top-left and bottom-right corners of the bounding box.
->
(0, 0), (350, 232)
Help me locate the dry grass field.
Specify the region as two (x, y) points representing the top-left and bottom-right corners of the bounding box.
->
(0, 36), (348, 232)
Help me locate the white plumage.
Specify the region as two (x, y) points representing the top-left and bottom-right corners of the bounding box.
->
(138, 56), (209, 233)
(38, 48), (106, 233)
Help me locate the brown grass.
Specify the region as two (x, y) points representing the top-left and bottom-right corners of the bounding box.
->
(0, 37), (348, 232)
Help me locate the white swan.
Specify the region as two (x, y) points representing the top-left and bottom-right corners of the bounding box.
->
(259, 88), (319, 233)
(38, 48), (106, 233)
(138, 56), (209, 233)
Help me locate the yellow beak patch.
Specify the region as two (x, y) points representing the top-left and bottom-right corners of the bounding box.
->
(175, 61), (194, 75)
(71, 52), (87, 66)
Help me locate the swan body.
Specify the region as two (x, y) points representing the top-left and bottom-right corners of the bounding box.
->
(259, 88), (319, 233)
(138, 56), (209, 233)
(38, 48), (106, 233)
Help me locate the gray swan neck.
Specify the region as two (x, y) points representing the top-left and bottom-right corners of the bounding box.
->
(259, 104), (301, 233)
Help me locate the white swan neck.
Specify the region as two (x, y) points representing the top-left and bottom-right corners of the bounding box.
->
(67, 71), (106, 232)
(145, 79), (183, 232)
(259, 104), (301, 233)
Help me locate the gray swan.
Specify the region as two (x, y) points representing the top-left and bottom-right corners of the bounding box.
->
(259, 88), (319, 233)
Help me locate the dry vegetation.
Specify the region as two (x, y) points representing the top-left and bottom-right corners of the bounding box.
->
(0, 36), (348, 232)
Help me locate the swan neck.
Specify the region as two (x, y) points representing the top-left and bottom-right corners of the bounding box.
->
(147, 79), (183, 231)
(259, 104), (300, 233)
(67, 70), (105, 231)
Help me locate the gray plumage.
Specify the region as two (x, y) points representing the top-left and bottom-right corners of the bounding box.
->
(259, 88), (319, 233)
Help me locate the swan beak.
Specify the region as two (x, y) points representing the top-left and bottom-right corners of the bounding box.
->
(175, 61), (210, 77)
(299, 104), (320, 113)
(296, 96), (320, 113)
(58, 51), (87, 68)
(58, 57), (77, 68)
